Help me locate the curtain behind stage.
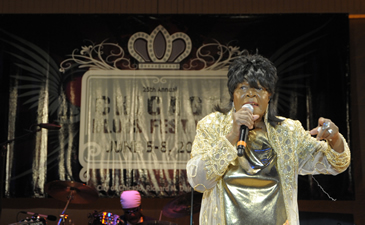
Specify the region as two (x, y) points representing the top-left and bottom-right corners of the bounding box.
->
(0, 14), (353, 201)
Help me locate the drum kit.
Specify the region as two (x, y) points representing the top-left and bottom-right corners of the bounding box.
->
(10, 181), (202, 225)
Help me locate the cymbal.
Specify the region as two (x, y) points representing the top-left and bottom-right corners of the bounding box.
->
(45, 180), (98, 204)
(162, 192), (202, 218)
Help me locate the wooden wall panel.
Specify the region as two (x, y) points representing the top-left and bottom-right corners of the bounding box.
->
(64, 0), (74, 14)
(348, 18), (365, 225)
(119, 0), (127, 14)
(177, 0), (184, 14)
(189, 0), (198, 14)
(125, 0), (133, 14)
(158, 0), (175, 14)
(131, 0), (141, 14)
(0, 0), (361, 14)
(207, 0), (215, 14)
(15, 0), (24, 13)
(86, 0), (94, 13)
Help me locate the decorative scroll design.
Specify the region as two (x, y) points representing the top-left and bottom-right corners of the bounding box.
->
(128, 25), (192, 70)
(183, 40), (244, 71)
(59, 30), (242, 72)
(60, 40), (136, 73)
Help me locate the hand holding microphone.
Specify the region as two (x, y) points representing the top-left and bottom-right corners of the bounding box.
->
(236, 104), (254, 157)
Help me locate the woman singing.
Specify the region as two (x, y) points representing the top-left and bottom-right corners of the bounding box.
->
(186, 51), (351, 225)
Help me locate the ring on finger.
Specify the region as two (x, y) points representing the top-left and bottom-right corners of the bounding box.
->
(322, 122), (330, 130)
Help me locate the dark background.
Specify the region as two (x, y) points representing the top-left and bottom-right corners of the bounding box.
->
(0, 14), (352, 201)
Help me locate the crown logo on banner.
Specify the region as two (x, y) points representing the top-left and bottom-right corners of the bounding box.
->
(128, 25), (192, 69)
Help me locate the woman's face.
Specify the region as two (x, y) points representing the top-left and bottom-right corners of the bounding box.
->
(233, 81), (271, 121)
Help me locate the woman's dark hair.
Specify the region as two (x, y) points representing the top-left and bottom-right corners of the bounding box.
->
(214, 51), (283, 127)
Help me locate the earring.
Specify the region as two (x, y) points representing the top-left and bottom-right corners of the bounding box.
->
(232, 102), (236, 112)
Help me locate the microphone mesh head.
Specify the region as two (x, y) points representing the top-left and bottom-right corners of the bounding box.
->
(242, 104), (254, 112)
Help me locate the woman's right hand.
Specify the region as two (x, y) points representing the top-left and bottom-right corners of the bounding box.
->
(226, 106), (259, 145)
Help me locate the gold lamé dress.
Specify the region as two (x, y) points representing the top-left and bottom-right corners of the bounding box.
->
(222, 129), (287, 224)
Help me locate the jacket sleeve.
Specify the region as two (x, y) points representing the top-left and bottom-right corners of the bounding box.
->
(294, 120), (351, 175)
(186, 113), (237, 192)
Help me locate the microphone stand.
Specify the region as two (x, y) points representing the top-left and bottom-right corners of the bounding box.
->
(190, 187), (194, 225)
(0, 126), (44, 220)
(57, 190), (74, 225)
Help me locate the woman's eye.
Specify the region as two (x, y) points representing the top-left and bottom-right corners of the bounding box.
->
(240, 86), (249, 91)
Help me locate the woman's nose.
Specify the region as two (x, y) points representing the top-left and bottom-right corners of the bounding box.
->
(246, 89), (256, 97)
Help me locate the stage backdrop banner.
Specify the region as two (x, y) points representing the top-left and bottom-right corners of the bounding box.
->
(0, 14), (353, 200)
(79, 70), (227, 192)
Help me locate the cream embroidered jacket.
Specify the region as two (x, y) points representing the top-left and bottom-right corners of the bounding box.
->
(187, 110), (351, 225)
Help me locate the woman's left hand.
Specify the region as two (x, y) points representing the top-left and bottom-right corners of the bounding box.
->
(309, 117), (339, 141)
(310, 117), (344, 153)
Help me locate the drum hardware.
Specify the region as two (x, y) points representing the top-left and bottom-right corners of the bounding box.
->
(162, 191), (202, 219)
(0, 123), (60, 219)
(88, 210), (179, 225)
(144, 221), (178, 225)
(88, 210), (122, 225)
(9, 211), (54, 225)
(19, 211), (57, 221)
(45, 180), (99, 225)
(8, 215), (45, 225)
(99, 212), (120, 225)
(8, 221), (44, 225)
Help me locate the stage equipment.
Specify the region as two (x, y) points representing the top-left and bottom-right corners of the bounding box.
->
(45, 180), (99, 225)
(88, 211), (122, 225)
(0, 123), (61, 220)
(162, 191), (202, 219)
(8, 216), (45, 225)
(8, 221), (44, 225)
(144, 221), (178, 225)
(20, 211), (57, 221)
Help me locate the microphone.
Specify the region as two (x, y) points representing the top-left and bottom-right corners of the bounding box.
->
(237, 104), (254, 157)
(37, 123), (61, 130)
(20, 211), (58, 221)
